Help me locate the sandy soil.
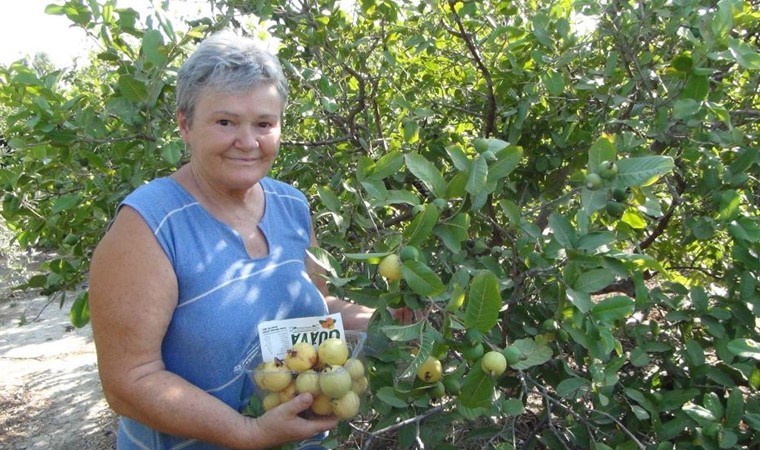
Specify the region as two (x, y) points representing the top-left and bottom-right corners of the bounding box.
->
(0, 290), (118, 449)
(0, 223), (117, 450)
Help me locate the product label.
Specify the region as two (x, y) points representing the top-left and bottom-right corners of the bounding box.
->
(258, 313), (345, 362)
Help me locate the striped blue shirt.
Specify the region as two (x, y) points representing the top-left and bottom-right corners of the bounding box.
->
(115, 176), (329, 449)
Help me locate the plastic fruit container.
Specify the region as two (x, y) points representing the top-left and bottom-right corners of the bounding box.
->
(242, 330), (368, 420)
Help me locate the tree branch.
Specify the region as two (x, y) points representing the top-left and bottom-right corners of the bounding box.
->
(446, 0), (497, 136)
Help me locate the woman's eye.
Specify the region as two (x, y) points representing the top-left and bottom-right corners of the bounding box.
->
(218, 119), (232, 126)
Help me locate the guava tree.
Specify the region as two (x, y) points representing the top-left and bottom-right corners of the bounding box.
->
(1, 0), (759, 448)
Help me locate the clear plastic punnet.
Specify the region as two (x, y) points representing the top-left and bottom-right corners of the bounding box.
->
(238, 314), (368, 420)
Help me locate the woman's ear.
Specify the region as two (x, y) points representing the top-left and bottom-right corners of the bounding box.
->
(177, 110), (190, 140)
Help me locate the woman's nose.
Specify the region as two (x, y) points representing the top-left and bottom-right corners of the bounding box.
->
(236, 126), (259, 150)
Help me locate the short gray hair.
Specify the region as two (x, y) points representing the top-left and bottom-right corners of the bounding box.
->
(175, 31), (288, 124)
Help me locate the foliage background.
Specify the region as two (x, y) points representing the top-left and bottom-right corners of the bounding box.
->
(1, 0), (759, 448)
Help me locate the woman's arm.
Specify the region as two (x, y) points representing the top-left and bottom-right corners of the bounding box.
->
(306, 229), (375, 331)
(90, 207), (337, 449)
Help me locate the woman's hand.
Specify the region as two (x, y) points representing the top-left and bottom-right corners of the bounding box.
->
(389, 306), (418, 325)
(245, 393), (339, 449)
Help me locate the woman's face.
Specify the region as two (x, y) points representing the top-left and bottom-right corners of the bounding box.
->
(178, 84), (283, 193)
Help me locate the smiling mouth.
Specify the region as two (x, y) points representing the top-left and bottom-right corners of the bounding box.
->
(228, 156), (260, 163)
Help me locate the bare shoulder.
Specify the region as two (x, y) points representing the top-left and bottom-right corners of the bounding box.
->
(89, 206), (178, 341)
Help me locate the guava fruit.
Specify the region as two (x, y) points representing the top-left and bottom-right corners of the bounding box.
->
(319, 365), (352, 399)
(285, 342), (318, 372)
(416, 356), (443, 383)
(481, 351), (508, 376)
(318, 338), (349, 366)
(378, 254), (403, 282)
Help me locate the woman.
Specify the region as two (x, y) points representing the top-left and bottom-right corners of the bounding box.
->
(89, 31), (375, 449)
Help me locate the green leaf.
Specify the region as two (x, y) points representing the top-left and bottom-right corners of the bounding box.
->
(433, 213), (470, 253)
(501, 398), (525, 416)
(117, 74), (149, 103)
(510, 338), (553, 370)
(685, 339), (706, 366)
(728, 38), (760, 70)
(464, 271), (502, 332)
(728, 217), (760, 243)
(161, 141), (183, 165)
(725, 389), (744, 428)
(727, 338), (760, 360)
(381, 322), (424, 342)
(711, 0), (733, 40)
(403, 204), (440, 247)
(376, 387), (410, 408)
(405, 153), (446, 198)
(465, 154), (488, 195)
(746, 413), (760, 431)
(368, 151), (404, 181)
(630, 347), (650, 367)
(459, 363), (495, 409)
(591, 295), (634, 323)
(625, 388), (657, 412)
(317, 186), (342, 212)
(401, 260), (445, 297)
(659, 388), (700, 412)
(403, 118), (420, 144)
(542, 70), (565, 95)
(361, 179), (388, 200)
(703, 392), (724, 421)
(673, 98), (701, 119)
(683, 74), (709, 100)
(141, 29), (166, 66)
(614, 156), (674, 188)
(682, 403), (717, 425)
(342, 252), (391, 263)
(631, 405), (650, 420)
(69, 291), (90, 328)
(487, 145), (523, 183)
(556, 377), (590, 399)
(446, 145), (470, 172)
(728, 147), (758, 177)
(577, 232), (616, 252)
(548, 213), (577, 249)
(51, 194), (80, 214)
(376, 190), (420, 208)
(621, 209), (647, 229)
(573, 268), (616, 293)
(588, 134), (617, 172)
(718, 190), (741, 221)
(566, 288), (593, 314)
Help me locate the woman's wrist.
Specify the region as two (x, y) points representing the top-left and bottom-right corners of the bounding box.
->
(230, 415), (269, 450)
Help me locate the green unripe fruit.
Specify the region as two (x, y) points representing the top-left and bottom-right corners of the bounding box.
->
(464, 328), (483, 346)
(378, 254), (403, 282)
(611, 188), (629, 202)
(461, 343), (485, 361)
(399, 246), (420, 262)
(584, 173), (603, 190)
(597, 160), (619, 180)
(432, 198), (448, 210)
(671, 53), (693, 72)
(502, 346), (521, 365)
(481, 351), (508, 376)
(481, 150), (497, 161)
(429, 381), (446, 399)
(443, 376), (461, 395)
(605, 200), (626, 218)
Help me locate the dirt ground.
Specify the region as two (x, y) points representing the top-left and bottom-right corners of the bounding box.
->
(0, 227), (117, 449)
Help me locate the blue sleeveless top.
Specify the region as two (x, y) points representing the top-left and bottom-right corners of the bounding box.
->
(115, 176), (329, 449)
